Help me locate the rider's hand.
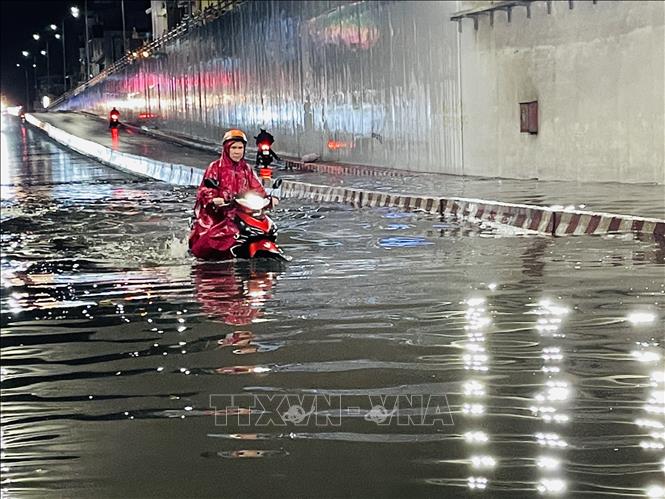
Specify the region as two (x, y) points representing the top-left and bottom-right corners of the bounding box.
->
(270, 196), (280, 207)
(212, 197), (228, 207)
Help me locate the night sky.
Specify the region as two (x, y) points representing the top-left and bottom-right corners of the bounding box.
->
(1, 0), (150, 106)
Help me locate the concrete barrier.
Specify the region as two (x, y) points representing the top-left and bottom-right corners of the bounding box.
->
(26, 113), (664, 239)
(26, 113), (203, 187)
(279, 181), (665, 239)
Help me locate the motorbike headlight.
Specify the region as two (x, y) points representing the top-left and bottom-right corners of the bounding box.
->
(237, 192), (268, 211)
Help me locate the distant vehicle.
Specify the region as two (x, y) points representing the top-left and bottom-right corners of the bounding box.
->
(109, 108), (120, 129)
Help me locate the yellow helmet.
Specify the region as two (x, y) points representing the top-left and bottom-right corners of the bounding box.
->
(222, 129), (247, 144)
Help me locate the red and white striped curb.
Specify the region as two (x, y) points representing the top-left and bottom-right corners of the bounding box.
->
(280, 181), (665, 238)
(28, 114), (664, 239)
(283, 159), (406, 177)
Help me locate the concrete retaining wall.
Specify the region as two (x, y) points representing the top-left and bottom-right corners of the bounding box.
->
(50, 1), (664, 184)
(459, 0), (665, 183)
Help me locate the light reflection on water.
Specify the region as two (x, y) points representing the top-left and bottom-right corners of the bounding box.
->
(2, 120), (665, 498)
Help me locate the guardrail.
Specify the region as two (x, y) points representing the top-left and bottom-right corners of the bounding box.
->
(49, 0), (242, 109)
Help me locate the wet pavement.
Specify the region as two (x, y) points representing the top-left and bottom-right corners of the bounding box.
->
(32, 111), (665, 219)
(2, 114), (665, 498)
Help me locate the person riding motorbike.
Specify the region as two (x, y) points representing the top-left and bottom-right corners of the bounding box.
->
(109, 107), (120, 128)
(254, 127), (281, 166)
(189, 129), (278, 260)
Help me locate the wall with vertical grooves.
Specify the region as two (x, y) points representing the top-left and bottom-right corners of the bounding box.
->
(53, 0), (463, 174)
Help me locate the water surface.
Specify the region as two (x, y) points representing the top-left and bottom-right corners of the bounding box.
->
(2, 118), (664, 498)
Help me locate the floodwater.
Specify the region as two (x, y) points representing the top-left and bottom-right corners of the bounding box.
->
(1, 118), (664, 498)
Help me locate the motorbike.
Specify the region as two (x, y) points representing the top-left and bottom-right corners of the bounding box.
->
(202, 177), (290, 261)
(255, 137), (281, 179)
(257, 141), (275, 167)
(109, 111), (120, 129)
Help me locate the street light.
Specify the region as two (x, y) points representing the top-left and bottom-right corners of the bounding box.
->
(33, 33), (40, 40)
(16, 63), (30, 109)
(40, 50), (47, 56)
(52, 7), (82, 94)
(22, 50), (30, 57)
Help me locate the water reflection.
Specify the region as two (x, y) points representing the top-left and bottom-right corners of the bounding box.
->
(462, 296), (493, 493)
(193, 261), (283, 326)
(2, 119), (665, 497)
(629, 314), (665, 498)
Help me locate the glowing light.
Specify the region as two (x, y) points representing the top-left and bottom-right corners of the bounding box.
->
(467, 476), (487, 490)
(646, 485), (665, 498)
(470, 455), (496, 469)
(543, 413), (570, 424)
(464, 431), (489, 444)
(635, 419), (664, 429)
(542, 347), (564, 362)
(40, 50), (47, 56)
(543, 381), (571, 401)
(536, 299), (569, 317)
(33, 33), (40, 40)
(537, 478), (566, 495)
(55, 33), (61, 39)
(42, 96), (50, 108)
(21, 50), (29, 57)
(462, 403), (485, 416)
(466, 297), (486, 307)
(71, 6), (80, 18)
(650, 431), (665, 440)
(488, 283), (497, 291)
(237, 192), (270, 211)
(639, 440), (665, 450)
(463, 380), (486, 397)
(536, 456), (560, 470)
(631, 351), (661, 363)
(535, 432), (567, 448)
(626, 312), (656, 325)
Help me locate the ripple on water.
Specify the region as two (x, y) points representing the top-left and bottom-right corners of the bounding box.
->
(2, 122), (665, 497)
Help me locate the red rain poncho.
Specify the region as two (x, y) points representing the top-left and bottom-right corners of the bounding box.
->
(189, 141), (266, 259)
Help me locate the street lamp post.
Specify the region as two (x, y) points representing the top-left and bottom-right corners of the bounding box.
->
(84, 0), (90, 79)
(32, 59), (37, 99)
(55, 7), (81, 94)
(61, 19), (67, 90)
(121, 0), (127, 56)
(16, 63), (29, 110)
(21, 51), (33, 109)
(40, 46), (50, 95)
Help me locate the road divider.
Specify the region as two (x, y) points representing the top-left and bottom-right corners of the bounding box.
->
(26, 113), (664, 239)
(25, 113), (203, 186)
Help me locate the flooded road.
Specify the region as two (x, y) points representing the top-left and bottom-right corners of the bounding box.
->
(1, 117), (664, 498)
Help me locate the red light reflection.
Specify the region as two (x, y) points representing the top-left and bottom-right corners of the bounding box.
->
(111, 128), (119, 150)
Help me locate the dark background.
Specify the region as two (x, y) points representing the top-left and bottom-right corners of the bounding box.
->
(1, 0), (150, 106)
